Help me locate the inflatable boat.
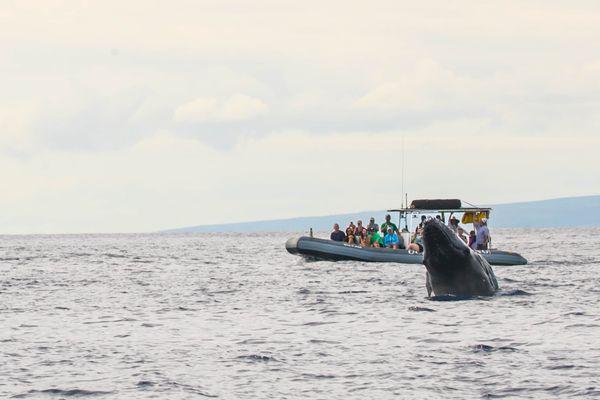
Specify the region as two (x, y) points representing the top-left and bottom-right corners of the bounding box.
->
(285, 198), (528, 266)
(285, 236), (527, 266)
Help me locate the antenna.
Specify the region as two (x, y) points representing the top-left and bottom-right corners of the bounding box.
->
(401, 135), (405, 208)
(401, 136), (409, 231)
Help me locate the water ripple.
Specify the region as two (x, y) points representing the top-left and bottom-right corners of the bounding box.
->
(1, 229), (599, 399)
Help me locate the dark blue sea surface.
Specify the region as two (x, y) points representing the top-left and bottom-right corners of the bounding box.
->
(1, 229), (599, 399)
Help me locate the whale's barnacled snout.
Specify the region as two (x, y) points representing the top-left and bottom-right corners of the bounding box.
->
(422, 219), (470, 266)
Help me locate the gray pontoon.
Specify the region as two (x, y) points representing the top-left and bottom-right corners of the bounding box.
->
(285, 236), (527, 265)
(285, 199), (528, 266)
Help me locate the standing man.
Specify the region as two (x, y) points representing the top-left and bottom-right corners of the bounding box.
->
(475, 218), (491, 250)
(330, 223), (346, 242)
(380, 214), (398, 235)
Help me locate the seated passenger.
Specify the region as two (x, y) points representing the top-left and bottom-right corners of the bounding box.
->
(369, 227), (384, 248)
(415, 215), (427, 234)
(407, 227), (424, 253)
(366, 217), (379, 233)
(345, 222), (356, 244)
(359, 234), (369, 247)
(384, 227), (400, 249)
(354, 220), (367, 245)
(468, 230), (477, 250)
(330, 223), (346, 242)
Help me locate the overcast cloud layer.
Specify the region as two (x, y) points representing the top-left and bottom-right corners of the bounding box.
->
(1, 1), (599, 233)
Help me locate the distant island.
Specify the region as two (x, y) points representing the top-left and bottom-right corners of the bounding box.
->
(163, 195), (600, 233)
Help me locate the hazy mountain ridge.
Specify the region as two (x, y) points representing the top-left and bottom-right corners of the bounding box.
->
(164, 195), (600, 233)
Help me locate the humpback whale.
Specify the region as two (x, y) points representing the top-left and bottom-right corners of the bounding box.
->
(422, 219), (499, 297)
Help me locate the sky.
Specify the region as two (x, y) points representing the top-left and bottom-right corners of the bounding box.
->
(1, 0), (599, 233)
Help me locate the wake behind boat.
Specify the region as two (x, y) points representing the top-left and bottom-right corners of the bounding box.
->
(285, 199), (528, 266)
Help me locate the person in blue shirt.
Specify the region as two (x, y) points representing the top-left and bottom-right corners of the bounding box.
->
(384, 227), (400, 249)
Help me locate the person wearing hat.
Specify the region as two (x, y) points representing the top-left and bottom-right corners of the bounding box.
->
(448, 213), (459, 233)
(475, 217), (491, 250)
(368, 227), (384, 248)
(380, 214), (398, 235)
(383, 226), (401, 249)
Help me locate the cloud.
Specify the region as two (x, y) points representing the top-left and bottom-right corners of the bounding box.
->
(0, 104), (35, 156)
(171, 94), (269, 149)
(2, 129), (597, 233)
(4, 0), (600, 153)
(173, 98), (218, 124)
(174, 94), (268, 124)
(30, 87), (163, 152)
(2, 0), (600, 232)
(353, 60), (462, 112)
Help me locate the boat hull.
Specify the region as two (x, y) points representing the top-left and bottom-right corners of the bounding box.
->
(285, 236), (527, 266)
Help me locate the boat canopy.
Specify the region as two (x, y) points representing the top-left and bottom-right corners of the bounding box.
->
(388, 199), (491, 229)
(388, 199), (491, 214)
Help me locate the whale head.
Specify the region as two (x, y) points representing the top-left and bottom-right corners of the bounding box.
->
(422, 218), (471, 276)
(421, 218), (498, 297)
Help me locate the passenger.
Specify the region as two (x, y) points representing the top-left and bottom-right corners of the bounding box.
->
(448, 215), (459, 233)
(369, 228), (384, 248)
(415, 215), (427, 234)
(380, 214), (399, 234)
(457, 226), (468, 244)
(435, 215), (442, 222)
(468, 230), (477, 250)
(359, 233), (369, 247)
(475, 218), (491, 250)
(366, 217), (379, 233)
(330, 223), (346, 242)
(354, 220), (367, 245)
(408, 226), (424, 253)
(365, 227), (373, 247)
(345, 222), (356, 244)
(384, 227), (401, 250)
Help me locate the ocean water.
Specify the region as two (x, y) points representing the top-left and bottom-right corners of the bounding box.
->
(1, 229), (599, 399)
